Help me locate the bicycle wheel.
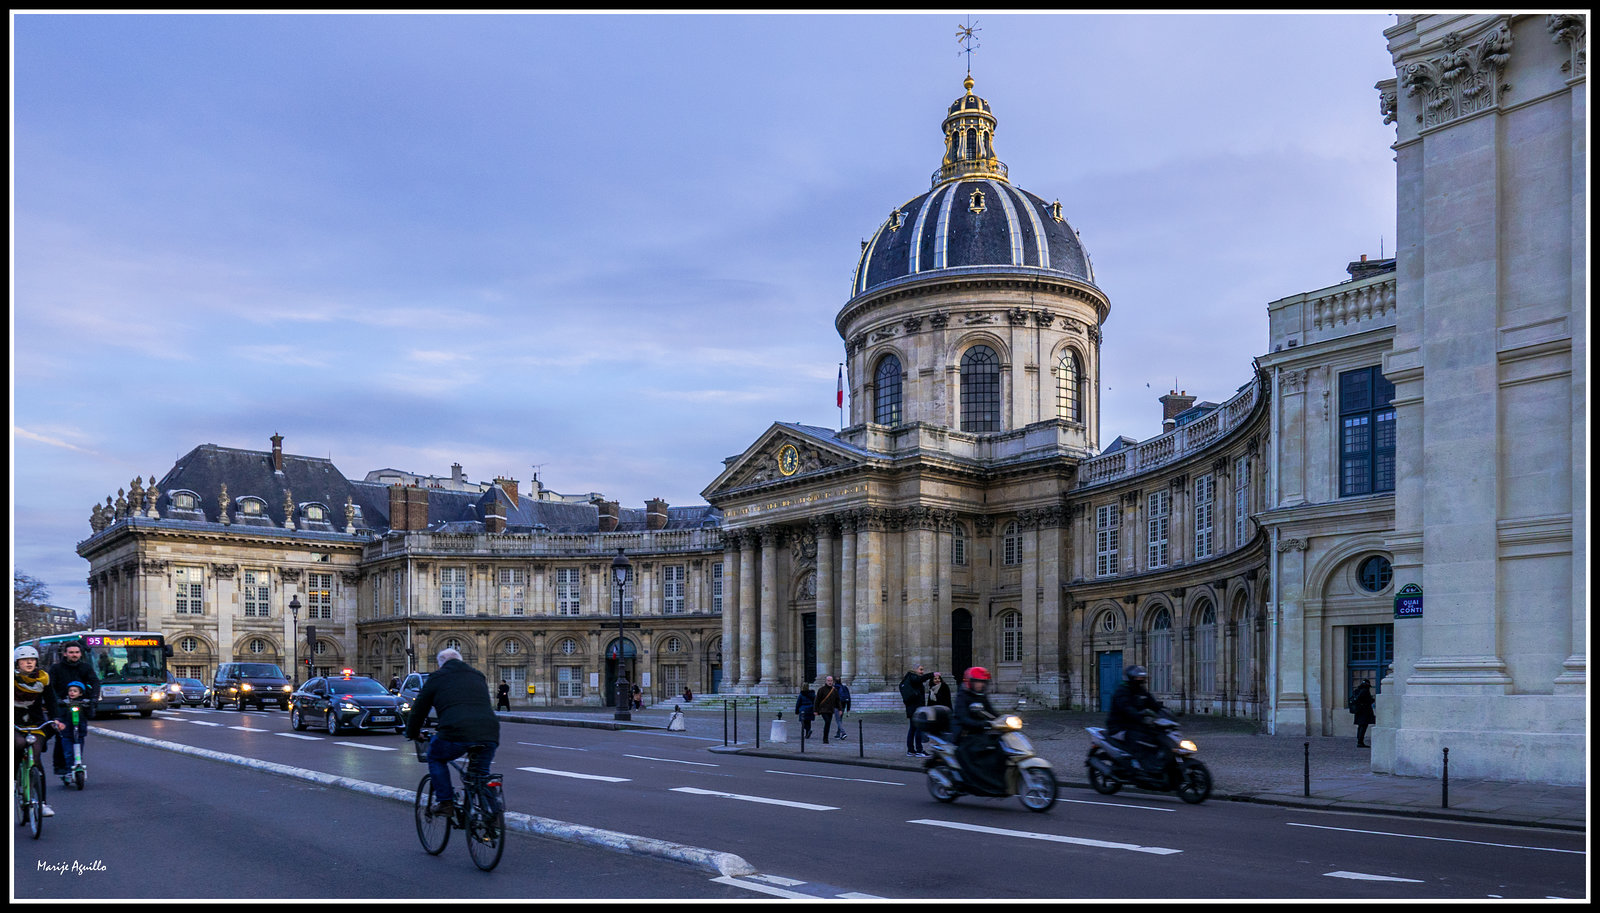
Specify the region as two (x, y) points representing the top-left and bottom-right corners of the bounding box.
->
(465, 786), (505, 872)
(27, 765), (45, 840)
(414, 774), (450, 855)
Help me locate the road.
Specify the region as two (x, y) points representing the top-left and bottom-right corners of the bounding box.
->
(13, 706), (1587, 900)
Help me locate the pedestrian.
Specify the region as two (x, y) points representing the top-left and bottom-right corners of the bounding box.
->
(1349, 679), (1376, 747)
(835, 679), (852, 739)
(389, 674), (400, 692)
(928, 671), (952, 709)
(631, 682), (642, 710)
(682, 686), (694, 703)
(495, 679), (511, 712)
(47, 640), (99, 780)
(794, 682), (816, 739)
(814, 675), (842, 744)
(899, 664), (934, 757)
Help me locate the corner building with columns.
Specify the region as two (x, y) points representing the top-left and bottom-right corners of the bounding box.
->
(704, 76), (1272, 708)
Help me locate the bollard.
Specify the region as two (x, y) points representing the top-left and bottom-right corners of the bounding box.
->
(733, 701), (738, 745)
(858, 718), (864, 759)
(756, 700), (761, 749)
(800, 718), (806, 754)
(723, 700), (729, 747)
(1304, 742), (1311, 797)
(1442, 747), (1449, 808)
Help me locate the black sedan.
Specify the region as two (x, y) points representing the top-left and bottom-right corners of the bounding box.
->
(288, 674), (408, 735)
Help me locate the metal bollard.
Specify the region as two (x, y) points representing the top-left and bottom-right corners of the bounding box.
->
(732, 701), (738, 745)
(858, 718), (864, 758)
(1304, 742), (1311, 797)
(800, 718), (806, 754)
(1442, 747), (1449, 808)
(723, 700), (729, 747)
(756, 701), (761, 749)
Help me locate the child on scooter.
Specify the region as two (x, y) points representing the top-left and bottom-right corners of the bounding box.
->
(55, 680), (90, 786)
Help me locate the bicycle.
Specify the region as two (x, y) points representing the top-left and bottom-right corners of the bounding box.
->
(59, 700), (89, 790)
(411, 730), (505, 871)
(14, 725), (50, 840)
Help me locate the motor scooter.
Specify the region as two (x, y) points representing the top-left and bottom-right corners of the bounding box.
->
(914, 705), (1057, 812)
(1084, 715), (1211, 803)
(60, 700), (88, 790)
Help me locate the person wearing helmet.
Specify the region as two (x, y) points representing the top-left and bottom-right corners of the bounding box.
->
(952, 667), (1005, 792)
(1107, 665), (1166, 773)
(47, 640), (99, 779)
(14, 645), (64, 817)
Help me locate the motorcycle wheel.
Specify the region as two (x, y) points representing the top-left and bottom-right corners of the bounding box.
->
(1086, 753), (1122, 795)
(1176, 758), (1212, 804)
(926, 766), (958, 803)
(1018, 766), (1057, 812)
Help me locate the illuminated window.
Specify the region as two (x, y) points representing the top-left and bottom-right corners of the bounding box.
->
(307, 572), (333, 620)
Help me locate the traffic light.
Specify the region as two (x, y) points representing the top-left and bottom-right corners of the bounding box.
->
(305, 624), (317, 649)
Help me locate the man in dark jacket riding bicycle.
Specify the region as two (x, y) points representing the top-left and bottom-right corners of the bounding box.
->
(404, 648), (500, 819)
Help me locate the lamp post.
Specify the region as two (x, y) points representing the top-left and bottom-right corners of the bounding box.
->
(289, 595), (302, 685)
(611, 548), (633, 722)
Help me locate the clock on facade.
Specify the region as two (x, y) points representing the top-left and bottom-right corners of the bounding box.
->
(778, 443), (800, 476)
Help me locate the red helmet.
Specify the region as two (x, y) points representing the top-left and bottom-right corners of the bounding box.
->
(966, 666), (991, 682)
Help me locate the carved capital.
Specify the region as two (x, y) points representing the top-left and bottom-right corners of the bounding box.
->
(142, 558), (169, 574)
(1401, 21), (1514, 129)
(278, 566), (303, 583)
(1376, 78), (1398, 125)
(1277, 537), (1307, 553)
(1007, 307), (1029, 325)
(1548, 14), (1586, 77)
(212, 563), (238, 579)
(903, 315), (924, 332)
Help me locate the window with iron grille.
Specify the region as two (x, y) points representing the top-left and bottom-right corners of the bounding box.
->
(242, 570), (271, 617)
(952, 523), (967, 566)
(498, 567), (525, 616)
(391, 569), (403, 615)
(874, 355), (903, 426)
(440, 567), (466, 616)
(960, 345), (1001, 432)
(1340, 366), (1396, 496)
(1148, 608), (1173, 693)
(308, 572), (333, 620)
(175, 566), (204, 614)
(1002, 521), (1021, 566)
(711, 562), (723, 613)
(371, 574), (380, 616)
(662, 565), (685, 614)
(1095, 504), (1119, 577)
(1234, 456), (1251, 548)
(557, 568), (581, 615)
(1193, 474), (1215, 559)
(1147, 490), (1169, 569)
(1057, 349), (1081, 422)
(1001, 612), (1022, 663)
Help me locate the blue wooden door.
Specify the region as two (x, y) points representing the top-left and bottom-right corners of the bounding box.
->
(1098, 651), (1123, 713)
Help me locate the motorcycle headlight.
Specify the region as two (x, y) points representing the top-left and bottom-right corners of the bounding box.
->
(1001, 715), (1023, 730)
(240, 683), (253, 692)
(1179, 739), (1198, 752)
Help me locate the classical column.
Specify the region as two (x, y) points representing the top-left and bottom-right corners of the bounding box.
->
(758, 526), (780, 690)
(737, 530), (758, 688)
(856, 509), (886, 690)
(906, 508), (936, 668)
(813, 516), (836, 683)
(720, 535), (740, 691)
(838, 511), (858, 682)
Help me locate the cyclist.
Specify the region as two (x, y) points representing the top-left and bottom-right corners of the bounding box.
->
(48, 640), (99, 780)
(404, 647), (499, 819)
(14, 645), (64, 817)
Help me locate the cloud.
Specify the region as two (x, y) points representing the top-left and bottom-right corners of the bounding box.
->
(14, 426), (102, 456)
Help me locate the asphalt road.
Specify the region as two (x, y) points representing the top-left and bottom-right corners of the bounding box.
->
(15, 707), (1586, 900)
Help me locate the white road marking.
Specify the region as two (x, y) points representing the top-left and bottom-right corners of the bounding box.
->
(711, 875), (881, 899)
(626, 754), (719, 766)
(766, 769), (905, 786)
(1325, 871), (1424, 883)
(1288, 822), (1585, 855)
(187, 720), (223, 727)
(335, 741), (398, 751)
(277, 733), (322, 741)
(517, 741), (587, 751)
(747, 874), (805, 886)
(909, 819), (1182, 855)
(672, 787), (838, 811)
(1058, 796), (1175, 812)
(518, 766), (630, 783)
(228, 726), (256, 732)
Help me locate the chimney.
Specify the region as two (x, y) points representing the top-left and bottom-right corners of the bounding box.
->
(271, 433), (284, 473)
(452, 462), (464, 486)
(388, 484), (407, 531)
(495, 477), (519, 509)
(594, 497), (619, 533)
(407, 486), (430, 530)
(1159, 389), (1196, 433)
(645, 498), (669, 530)
(485, 499), (506, 534)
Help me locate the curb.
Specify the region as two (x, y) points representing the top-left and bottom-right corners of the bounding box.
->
(89, 726), (756, 877)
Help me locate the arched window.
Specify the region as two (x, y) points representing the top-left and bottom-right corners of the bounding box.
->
(1001, 612), (1023, 663)
(503, 640), (521, 656)
(558, 638), (578, 656)
(1147, 608), (1173, 693)
(1194, 602), (1216, 696)
(1002, 521), (1021, 566)
(952, 522), (968, 567)
(960, 345), (1001, 432)
(443, 637), (463, 654)
(1057, 350), (1082, 422)
(665, 636), (683, 654)
(874, 355), (903, 426)
(248, 638), (266, 655)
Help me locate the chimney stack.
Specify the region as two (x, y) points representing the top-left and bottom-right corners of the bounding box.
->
(452, 463), (464, 485)
(271, 433), (284, 473)
(485, 499), (506, 534)
(388, 484), (430, 531)
(1159, 389), (1196, 433)
(645, 498), (669, 530)
(594, 498), (619, 533)
(495, 477), (519, 509)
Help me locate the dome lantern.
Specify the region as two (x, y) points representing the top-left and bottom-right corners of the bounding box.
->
(935, 76), (1007, 186)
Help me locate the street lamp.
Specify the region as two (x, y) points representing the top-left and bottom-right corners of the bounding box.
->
(611, 548), (632, 722)
(289, 595), (301, 685)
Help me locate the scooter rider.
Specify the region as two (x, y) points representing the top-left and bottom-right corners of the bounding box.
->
(1106, 665), (1165, 773)
(952, 666), (1005, 793)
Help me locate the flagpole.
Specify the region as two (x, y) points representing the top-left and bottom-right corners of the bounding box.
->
(837, 362), (845, 431)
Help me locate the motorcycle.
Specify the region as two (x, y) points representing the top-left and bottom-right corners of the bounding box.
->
(1084, 715), (1212, 804)
(914, 706), (1057, 812)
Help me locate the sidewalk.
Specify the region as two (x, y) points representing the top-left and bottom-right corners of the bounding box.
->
(498, 704), (1586, 833)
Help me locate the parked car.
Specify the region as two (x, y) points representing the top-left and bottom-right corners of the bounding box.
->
(162, 677), (208, 707)
(290, 672), (407, 734)
(209, 662), (292, 711)
(395, 671), (434, 726)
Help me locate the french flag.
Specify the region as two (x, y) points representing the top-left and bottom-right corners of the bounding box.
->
(836, 364), (844, 408)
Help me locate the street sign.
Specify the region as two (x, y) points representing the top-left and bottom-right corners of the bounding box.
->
(1394, 583), (1423, 618)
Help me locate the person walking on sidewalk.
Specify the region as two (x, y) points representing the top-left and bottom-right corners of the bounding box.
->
(814, 676), (842, 744)
(834, 680), (852, 739)
(795, 683), (816, 739)
(495, 680), (511, 712)
(899, 665), (934, 757)
(1349, 679), (1376, 747)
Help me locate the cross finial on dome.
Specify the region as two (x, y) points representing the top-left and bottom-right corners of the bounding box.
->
(956, 18), (981, 78)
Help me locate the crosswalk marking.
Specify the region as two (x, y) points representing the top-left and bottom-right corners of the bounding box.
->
(517, 766), (630, 783)
(671, 787), (838, 811)
(909, 818), (1182, 855)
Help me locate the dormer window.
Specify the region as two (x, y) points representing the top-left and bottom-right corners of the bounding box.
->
(241, 498), (264, 516)
(1051, 200), (1065, 223)
(173, 492), (197, 510)
(969, 188), (986, 213)
(305, 504), (325, 522)
(888, 208), (904, 232)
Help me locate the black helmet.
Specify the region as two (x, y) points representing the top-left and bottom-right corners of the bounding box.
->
(1125, 665), (1148, 682)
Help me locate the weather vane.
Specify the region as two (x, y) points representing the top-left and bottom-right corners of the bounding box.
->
(956, 17), (981, 77)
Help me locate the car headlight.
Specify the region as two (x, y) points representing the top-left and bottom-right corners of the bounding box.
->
(151, 691), (164, 701)
(282, 685), (292, 692)
(1179, 739), (1198, 752)
(339, 702), (360, 712)
(1001, 715), (1023, 730)
(240, 683), (253, 692)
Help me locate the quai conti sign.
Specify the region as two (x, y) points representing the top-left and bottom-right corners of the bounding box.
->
(1393, 583), (1423, 618)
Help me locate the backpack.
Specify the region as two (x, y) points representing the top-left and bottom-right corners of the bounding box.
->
(899, 677), (922, 704)
(837, 683), (851, 710)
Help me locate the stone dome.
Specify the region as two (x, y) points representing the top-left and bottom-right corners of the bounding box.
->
(849, 77), (1097, 301)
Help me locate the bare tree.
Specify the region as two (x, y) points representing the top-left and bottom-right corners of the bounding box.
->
(14, 571), (53, 642)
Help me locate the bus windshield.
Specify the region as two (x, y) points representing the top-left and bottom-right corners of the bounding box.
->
(83, 634), (168, 684)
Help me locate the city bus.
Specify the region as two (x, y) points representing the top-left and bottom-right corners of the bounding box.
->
(21, 630), (172, 718)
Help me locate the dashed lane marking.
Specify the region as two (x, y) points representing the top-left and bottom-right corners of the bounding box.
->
(671, 787), (838, 811)
(335, 741), (398, 751)
(765, 769), (905, 786)
(712, 875), (884, 899)
(187, 720), (223, 727)
(1325, 871), (1424, 882)
(277, 733), (322, 741)
(517, 766), (630, 783)
(625, 754), (719, 766)
(1288, 822), (1584, 855)
(909, 818), (1182, 855)
(517, 741), (587, 751)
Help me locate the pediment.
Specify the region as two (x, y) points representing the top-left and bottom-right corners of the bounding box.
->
(702, 425), (861, 500)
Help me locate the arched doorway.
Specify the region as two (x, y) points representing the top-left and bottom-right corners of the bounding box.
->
(603, 637), (638, 708)
(951, 609), (973, 680)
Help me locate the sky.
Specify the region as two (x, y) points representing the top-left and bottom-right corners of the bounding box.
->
(12, 11), (1400, 614)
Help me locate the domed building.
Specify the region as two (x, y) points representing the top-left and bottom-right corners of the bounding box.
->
(705, 76), (1271, 707)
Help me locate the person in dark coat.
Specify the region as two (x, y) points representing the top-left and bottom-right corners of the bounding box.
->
(899, 665), (934, 757)
(814, 675), (842, 744)
(48, 641), (99, 778)
(1107, 665), (1165, 773)
(952, 666), (1004, 792)
(495, 679), (511, 712)
(404, 648), (500, 816)
(794, 684), (816, 739)
(928, 672), (952, 709)
(1349, 679), (1376, 747)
